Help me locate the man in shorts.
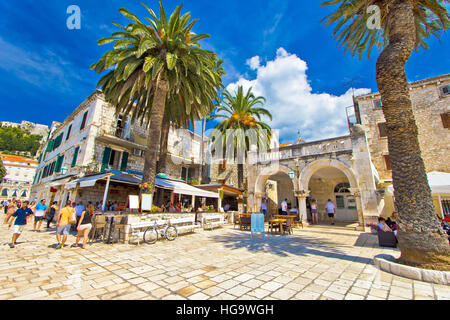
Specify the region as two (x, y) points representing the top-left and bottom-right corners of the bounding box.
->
(55, 201), (75, 249)
(33, 199), (47, 232)
(325, 199), (336, 225)
(10, 200), (34, 248)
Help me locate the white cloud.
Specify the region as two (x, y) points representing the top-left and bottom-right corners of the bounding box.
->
(246, 56), (260, 70)
(226, 48), (371, 143)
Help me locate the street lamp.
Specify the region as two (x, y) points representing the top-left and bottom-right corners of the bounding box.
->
(288, 170), (295, 181)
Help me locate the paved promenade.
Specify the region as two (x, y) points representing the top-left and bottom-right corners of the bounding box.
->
(0, 223), (449, 300)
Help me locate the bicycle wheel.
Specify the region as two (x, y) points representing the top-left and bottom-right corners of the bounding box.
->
(143, 227), (158, 244)
(165, 226), (178, 241)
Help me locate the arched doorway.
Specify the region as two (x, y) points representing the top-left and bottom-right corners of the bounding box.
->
(299, 159), (361, 225)
(265, 172), (296, 215)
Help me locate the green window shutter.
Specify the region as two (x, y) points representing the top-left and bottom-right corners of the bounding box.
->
(101, 147), (112, 172)
(181, 167), (187, 181)
(71, 146), (80, 168)
(55, 155), (64, 173)
(46, 140), (54, 152)
(120, 152), (129, 172)
(187, 168), (192, 180)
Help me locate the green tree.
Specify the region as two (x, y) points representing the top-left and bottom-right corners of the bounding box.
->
(91, 1), (223, 193)
(321, 0), (450, 270)
(0, 158), (6, 181)
(0, 127), (42, 156)
(211, 86), (272, 189)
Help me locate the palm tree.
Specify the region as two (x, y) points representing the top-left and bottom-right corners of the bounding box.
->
(91, 1), (223, 194)
(211, 86), (272, 189)
(0, 158), (5, 181)
(321, 0), (450, 270)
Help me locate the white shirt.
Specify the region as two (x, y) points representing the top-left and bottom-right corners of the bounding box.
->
(325, 201), (335, 213)
(281, 201), (288, 212)
(261, 201), (267, 210)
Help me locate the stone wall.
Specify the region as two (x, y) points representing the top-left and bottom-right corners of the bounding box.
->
(355, 76), (450, 181)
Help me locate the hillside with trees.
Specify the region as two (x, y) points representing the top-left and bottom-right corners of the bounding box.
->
(0, 126), (42, 157)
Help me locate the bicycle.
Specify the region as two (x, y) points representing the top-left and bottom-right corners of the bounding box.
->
(143, 220), (178, 244)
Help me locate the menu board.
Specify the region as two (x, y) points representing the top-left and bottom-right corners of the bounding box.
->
(141, 194), (153, 211)
(129, 195), (139, 210)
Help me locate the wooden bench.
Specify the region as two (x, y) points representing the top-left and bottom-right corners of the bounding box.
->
(202, 215), (225, 231)
(169, 217), (199, 235)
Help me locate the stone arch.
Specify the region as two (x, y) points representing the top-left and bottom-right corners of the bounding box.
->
(299, 159), (358, 192)
(255, 164), (299, 194)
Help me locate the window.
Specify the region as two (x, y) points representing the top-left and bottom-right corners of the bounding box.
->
(378, 122), (388, 138)
(373, 99), (383, 109)
(336, 196), (345, 209)
(384, 155), (391, 170)
(334, 183), (351, 193)
(181, 167), (187, 181)
(71, 146), (80, 168)
(66, 124), (72, 141)
(441, 113), (450, 129)
(80, 111), (88, 131)
(440, 85), (450, 96)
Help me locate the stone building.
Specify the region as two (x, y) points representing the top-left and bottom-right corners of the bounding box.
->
(354, 73), (450, 218)
(0, 154), (38, 201)
(0, 120), (49, 139)
(246, 74), (450, 228)
(30, 90), (208, 207)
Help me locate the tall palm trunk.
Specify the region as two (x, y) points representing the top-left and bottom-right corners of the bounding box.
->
(198, 118), (206, 184)
(237, 163), (244, 190)
(376, 0), (449, 270)
(143, 74), (169, 195)
(156, 112), (170, 175)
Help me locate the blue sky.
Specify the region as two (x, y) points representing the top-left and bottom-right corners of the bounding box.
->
(0, 0), (449, 143)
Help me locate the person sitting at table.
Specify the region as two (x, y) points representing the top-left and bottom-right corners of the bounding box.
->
(377, 217), (392, 232)
(386, 211), (398, 231)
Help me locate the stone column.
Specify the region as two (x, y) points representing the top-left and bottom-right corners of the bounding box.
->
(350, 188), (365, 231)
(295, 190), (310, 226)
(254, 192), (265, 213)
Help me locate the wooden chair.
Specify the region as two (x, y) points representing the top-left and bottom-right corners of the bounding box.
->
(233, 212), (240, 229)
(111, 216), (127, 244)
(90, 214), (107, 244)
(283, 217), (294, 235)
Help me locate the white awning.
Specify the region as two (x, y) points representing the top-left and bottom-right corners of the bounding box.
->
(427, 171), (450, 194)
(166, 180), (219, 198)
(48, 178), (73, 187)
(154, 177), (218, 198)
(64, 182), (78, 190)
(71, 173), (112, 188)
(387, 172), (450, 195)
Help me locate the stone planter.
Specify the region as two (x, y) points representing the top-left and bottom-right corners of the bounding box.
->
(374, 254), (450, 285)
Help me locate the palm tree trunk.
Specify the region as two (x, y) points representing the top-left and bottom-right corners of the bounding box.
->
(142, 74), (169, 195)
(198, 118), (206, 184)
(156, 112), (170, 175)
(376, 0), (449, 270)
(238, 163), (244, 190)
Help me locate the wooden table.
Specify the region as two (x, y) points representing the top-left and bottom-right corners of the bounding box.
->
(269, 219), (286, 234)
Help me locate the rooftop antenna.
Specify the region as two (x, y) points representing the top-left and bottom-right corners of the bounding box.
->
(343, 77), (361, 98)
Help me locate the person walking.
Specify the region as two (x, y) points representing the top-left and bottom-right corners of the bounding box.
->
(33, 199), (47, 232)
(55, 201), (75, 249)
(9, 200), (34, 248)
(73, 202), (85, 231)
(46, 201), (59, 229)
(261, 197), (268, 216)
(281, 199), (288, 215)
(71, 203), (94, 249)
(4, 199), (18, 227)
(311, 199), (319, 225)
(325, 199), (336, 225)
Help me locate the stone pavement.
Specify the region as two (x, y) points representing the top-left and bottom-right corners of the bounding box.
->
(0, 222), (449, 300)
